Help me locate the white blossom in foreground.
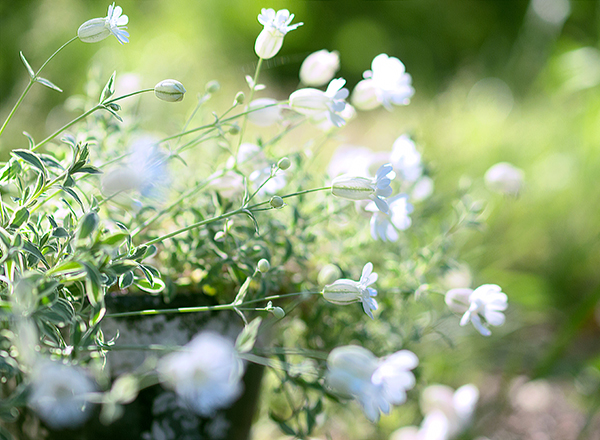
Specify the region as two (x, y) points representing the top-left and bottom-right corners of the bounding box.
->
(289, 78), (350, 128)
(157, 332), (244, 416)
(255, 8), (303, 59)
(28, 361), (95, 429)
(322, 262), (379, 319)
(331, 163), (395, 213)
(446, 284), (508, 336)
(78, 3), (129, 44)
(326, 346), (418, 422)
(247, 98), (283, 127)
(391, 134), (423, 183)
(352, 53), (414, 110)
(300, 49), (341, 87)
(366, 194), (413, 242)
(420, 384), (479, 440)
(484, 162), (524, 196)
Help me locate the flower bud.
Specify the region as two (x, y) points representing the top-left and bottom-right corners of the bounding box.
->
(255, 28), (284, 60)
(205, 80), (220, 94)
(300, 50), (340, 87)
(78, 18), (112, 43)
(271, 307), (285, 319)
(214, 231), (226, 242)
(351, 79), (381, 111)
(257, 258), (270, 273)
(445, 288), (473, 314)
(277, 157), (291, 170)
(154, 79), (186, 102)
(331, 176), (375, 201)
(322, 280), (362, 305)
(270, 196), (284, 209)
(229, 124), (240, 135)
(234, 92), (245, 106)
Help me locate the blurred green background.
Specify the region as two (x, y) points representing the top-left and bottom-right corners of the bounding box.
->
(2, 0), (600, 437)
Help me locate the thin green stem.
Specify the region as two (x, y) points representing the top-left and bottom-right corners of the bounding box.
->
(235, 58), (263, 161)
(33, 105), (101, 151)
(0, 36), (78, 138)
(104, 88), (154, 104)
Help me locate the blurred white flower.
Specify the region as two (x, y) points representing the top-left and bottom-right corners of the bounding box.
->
(249, 165), (286, 196)
(391, 135), (423, 183)
(459, 284), (508, 336)
(289, 78), (350, 128)
(78, 3), (129, 45)
(411, 176), (434, 202)
(300, 49), (341, 87)
(326, 345), (418, 422)
(247, 98), (283, 127)
(366, 194), (413, 241)
(157, 331), (244, 416)
(327, 145), (377, 178)
(102, 136), (170, 200)
(28, 361), (95, 430)
(352, 54), (414, 110)
(322, 262), (379, 319)
(311, 102), (356, 132)
(420, 384), (479, 439)
(331, 163), (395, 213)
(255, 8), (303, 59)
(484, 162), (524, 196)
(444, 288), (472, 314)
(440, 264), (473, 291)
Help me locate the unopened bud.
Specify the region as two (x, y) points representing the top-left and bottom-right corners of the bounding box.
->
(106, 103), (121, 112)
(205, 80), (220, 94)
(154, 79), (186, 102)
(234, 92), (245, 106)
(229, 124), (240, 135)
(78, 18), (111, 44)
(257, 258), (270, 273)
(271, 307), (285, 319)
(277, 157), (291, 170)
(270, 196), (284, 209)
(214, 231), (226, 242)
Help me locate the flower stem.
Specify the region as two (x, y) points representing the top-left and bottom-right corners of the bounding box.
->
(234, 58), (263, 163)
(33, 105), (101, 151)
(0, 36), (78, 139)
(104, 88), (154, 104)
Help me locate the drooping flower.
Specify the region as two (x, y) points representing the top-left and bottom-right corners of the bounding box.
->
(289, 78), (350, 128)
(352, 54), (414, 111)
(322, 262), (379, 319)
(28, 361), (95, 430)
(331, 163), (395, 213)
(78, 3), (129, 45)
(255, 8), (303, 59)
(448, 284), (508, 336)
(484, 162), (524, 196)
(154, 79), (186, 102)
(300, 49), (341, 87)
(157, 331), (244, 416)
(366, 194), (413, 242)
(326, 345), (419, 422)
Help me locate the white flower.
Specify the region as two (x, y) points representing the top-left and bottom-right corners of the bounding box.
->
(331, 163), (395, 213)
(366, 194), (413, 241)
(484, 162), (524, 196)
(411, 176), (434, 202)
(157, 331), (244, 416)
(322, 262), (378, 319)
(289, 78), (350, 128)
(457, 284), (508, 336)
(444, 288), (472, 314)
(352, 54), (414, 110)
(326, 346), (418, 422)
(327, 145), (378, 178)
(391, 135), (423, 183)
(255, 8), (303, 59)
(28, 361), (95, 430)
(300, 49), (341, 87)
(78, 3), (129, 45)
(247, 98), (283, 127)
(311, 102), (356, 132)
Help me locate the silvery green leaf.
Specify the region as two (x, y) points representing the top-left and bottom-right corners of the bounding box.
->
(119, 271), (134, 289)
(20, 51), (35, 79)
(36, 77), (63, 93)
(102, 104), (123, 122)
(9, 207), (29, 229)
(78, 212), (99, 238)
(235, 317), (262, 353)
(233, 276), (252, 305)
(11, 149), (47, 177)
(22, 131), (35, 150)
(135, 277), (165, 294)
(100, 71), (116, 103)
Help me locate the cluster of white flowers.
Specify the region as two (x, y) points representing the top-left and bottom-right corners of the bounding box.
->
(446, 284), (508, 336)
(322, 262), (379, 319)
(326, 346), (419, 422)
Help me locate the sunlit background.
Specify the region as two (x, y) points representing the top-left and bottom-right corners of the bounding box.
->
(2, 0), (600, 438)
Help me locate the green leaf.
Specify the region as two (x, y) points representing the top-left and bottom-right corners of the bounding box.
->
(20, 51), (35, 79)
(235, 317), (262, 353)
(83, 262), (103, 306)
(11, 149), (47, 177)
(35, 298), (75, 326)
(78, 212), (99, 239)
(36, 77), (63, 93)
(22, 240), (49, 268)
(100, 71), (116, 103)
(119, 271), (134, 290)
(90, 303), (106, 326)
(71, 165), (102, 175)
(100, 232), (129, 246)
(102, 104), (123, 122)
(22, 131), (35, 150)
(61, 186), (84, 210)
(9, 207), (29, 229)
(134, 277), (165, 294)
(52, 227), (69, 238)
(47, 260), (84, 276)
(233, 276), (252, 305)
(108, 260), (138, 275)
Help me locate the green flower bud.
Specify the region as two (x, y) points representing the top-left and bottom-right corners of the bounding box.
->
(205, 80), (220, 94)
(270, 196), (284, 209)
(257, 258), (270, 273)
(271, 307), (285, 319)
(229, 124), (240, 135)
(234, 92), (245, 106)
(277, 157), (291, 170)
(154, 79), (186, 102)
